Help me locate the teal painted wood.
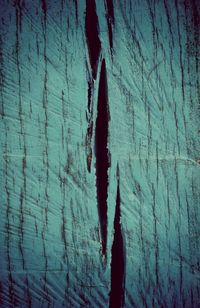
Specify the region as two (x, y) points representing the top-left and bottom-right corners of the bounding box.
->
(0, 0), (200, 307)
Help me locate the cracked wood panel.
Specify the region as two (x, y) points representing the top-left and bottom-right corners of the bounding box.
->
(0, 0), (200, 307)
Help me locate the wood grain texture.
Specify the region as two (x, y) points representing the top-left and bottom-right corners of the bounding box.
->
(0, 0), (199, 307)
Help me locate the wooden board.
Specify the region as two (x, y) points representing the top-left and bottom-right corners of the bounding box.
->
(0, 0), (200, 306)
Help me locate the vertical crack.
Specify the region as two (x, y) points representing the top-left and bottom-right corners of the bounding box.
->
(61, 203), (67, 262)
(85, 0), (101, 80)
(95, 59), (110, 256)
(85, 0), (102, 172)
(74, 0), (78, 26)
(85, 64), (94, 173)
(109, 164), (125, 308)
(104, 0), (115, 55)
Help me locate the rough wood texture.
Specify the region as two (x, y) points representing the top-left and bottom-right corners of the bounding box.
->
(0, 0), (200, 307)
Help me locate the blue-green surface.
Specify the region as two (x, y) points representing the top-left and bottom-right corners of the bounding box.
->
(0, 0), (200, 307)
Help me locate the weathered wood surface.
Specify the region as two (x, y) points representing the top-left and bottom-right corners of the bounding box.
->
(0, 0), (200, 307)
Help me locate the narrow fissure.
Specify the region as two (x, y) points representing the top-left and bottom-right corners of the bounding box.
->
(109, 165), (125, 308)
(95, 59), (110, 256)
